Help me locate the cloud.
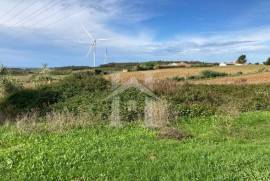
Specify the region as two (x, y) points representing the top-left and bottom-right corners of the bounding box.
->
(0, 0), (270, 66)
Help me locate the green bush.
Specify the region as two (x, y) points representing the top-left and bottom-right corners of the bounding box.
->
(201, 70), (228, 78)
(0, 65), (8, 75)
(171, 76), (185, 81)
(135, 62), (158, 71)
(175, 104), (215, 118)
(0, 73), (111, 118)
(0, 77), (23, 97)
(172, 70), (228, 82)
(264, 57), (270, 65)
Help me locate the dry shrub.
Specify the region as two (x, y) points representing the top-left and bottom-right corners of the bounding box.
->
(15, 112), (98, 133)
(217, 101), (241, 119)
(152, 80), (178, 94)
(144, 99), (170, 129)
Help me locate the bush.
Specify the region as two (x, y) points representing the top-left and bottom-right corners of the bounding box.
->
(201, 70), (228, 78)
(264, 57), (270, 65)
(171, 76), (185, 81)
(0, 73), (111, 118)
(0, 65), (8, 75)
(171, 70), (228, 82)
(135, 62), (158, 71)
(0, 77), (23, 97)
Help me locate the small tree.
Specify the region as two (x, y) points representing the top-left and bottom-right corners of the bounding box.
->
(236, 55), (247, 64)
(264, 57), (270, 65)
(0, 65), (7, 75)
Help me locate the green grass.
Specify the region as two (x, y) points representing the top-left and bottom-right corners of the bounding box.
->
(1, 112), (270, 180)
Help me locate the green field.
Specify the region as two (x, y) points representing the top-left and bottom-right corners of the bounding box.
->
(1, 112), (270, 180)
(1, 68), (270, 180)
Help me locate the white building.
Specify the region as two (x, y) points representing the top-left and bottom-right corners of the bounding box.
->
(219, 63), (227, 67)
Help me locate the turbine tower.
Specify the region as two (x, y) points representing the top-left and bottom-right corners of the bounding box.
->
(104, 48), (108, 64)
(81, 25), (108, 67)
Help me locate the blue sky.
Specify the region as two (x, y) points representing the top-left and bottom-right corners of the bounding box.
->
(0, 0), (270, 67)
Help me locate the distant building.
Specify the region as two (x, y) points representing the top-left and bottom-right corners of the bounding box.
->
(169, 63), (178, 66)
(122, 69), (128, 73)
(158, 62), (191, 69)
(219, 63), (227, 67)
(234, 63), (244, 66)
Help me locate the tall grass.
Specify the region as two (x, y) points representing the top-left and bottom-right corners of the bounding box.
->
(15, 111), (98, 133)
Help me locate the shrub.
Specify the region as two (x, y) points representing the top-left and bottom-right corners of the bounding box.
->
(264, 57), (270, 65)
(257, 67), (268, 73)
(144, 100), (170, 128)
(171, 76), (185, 81)
(171, 71), (228, 82)
(236, 71), (243, 76)
(0, 77), (23, 97)
(0, 65), (8, 75)
(135, 62), (158, 71)
(201, 70), (228, 78)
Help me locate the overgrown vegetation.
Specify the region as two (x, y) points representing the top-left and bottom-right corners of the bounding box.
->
(0, 76), (23, 98)
(172, 70), (228, 81)
(0, 65), (8, 75)
(1, 72), (270, 121)
(264, 57), (270, 65)
(1, 66), (270, 180)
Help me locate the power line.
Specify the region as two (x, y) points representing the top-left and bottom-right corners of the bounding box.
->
(13, 0), (61, 28)
(20, 0), (65, 28)
(39, 8), (87, 29)
(8, 0), (41, 26)
(0, 0), (25, 24)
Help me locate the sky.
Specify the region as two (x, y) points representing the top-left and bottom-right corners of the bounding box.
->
(0, 0), (270, 67)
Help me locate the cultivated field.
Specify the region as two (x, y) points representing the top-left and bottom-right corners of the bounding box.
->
(109, 65), (270, 84)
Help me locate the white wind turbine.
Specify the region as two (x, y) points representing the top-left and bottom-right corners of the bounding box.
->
(104, 48), (108, 64)
(81, 25), (108, 67)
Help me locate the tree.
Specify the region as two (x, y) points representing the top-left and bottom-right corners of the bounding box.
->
(0, 65), (7, 75)
(264, 57), (270, 65)
(236, 55), (247, 64)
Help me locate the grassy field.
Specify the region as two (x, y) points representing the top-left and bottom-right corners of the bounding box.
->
(1, 67), (270, 180)
(0, 112), (270, 180)
(109, 65), (270, 84)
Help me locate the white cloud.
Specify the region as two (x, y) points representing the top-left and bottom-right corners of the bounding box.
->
(0, 0), (270, 65)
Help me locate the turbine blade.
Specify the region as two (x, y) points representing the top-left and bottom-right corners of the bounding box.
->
(86, 46), (92, 57)
(97, 38), (109, 41)
(81, 24), (95, 41)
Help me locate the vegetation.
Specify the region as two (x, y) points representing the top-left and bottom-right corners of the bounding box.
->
(1, 64), (270, 180)
(134, 62), (158, 71)
(0, 76), (23, 98)
(0, 112), (270, 180)
(236, 54), (247, 64)
(0, 65), (7, 75)
(264, 57), (270, 65)
(172, 70), (228, 81)
(1, 72), (270, 120)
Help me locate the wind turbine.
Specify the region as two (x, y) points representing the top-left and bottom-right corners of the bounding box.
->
(104, 48), (108, 64)
(81, 25), (108, 67)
